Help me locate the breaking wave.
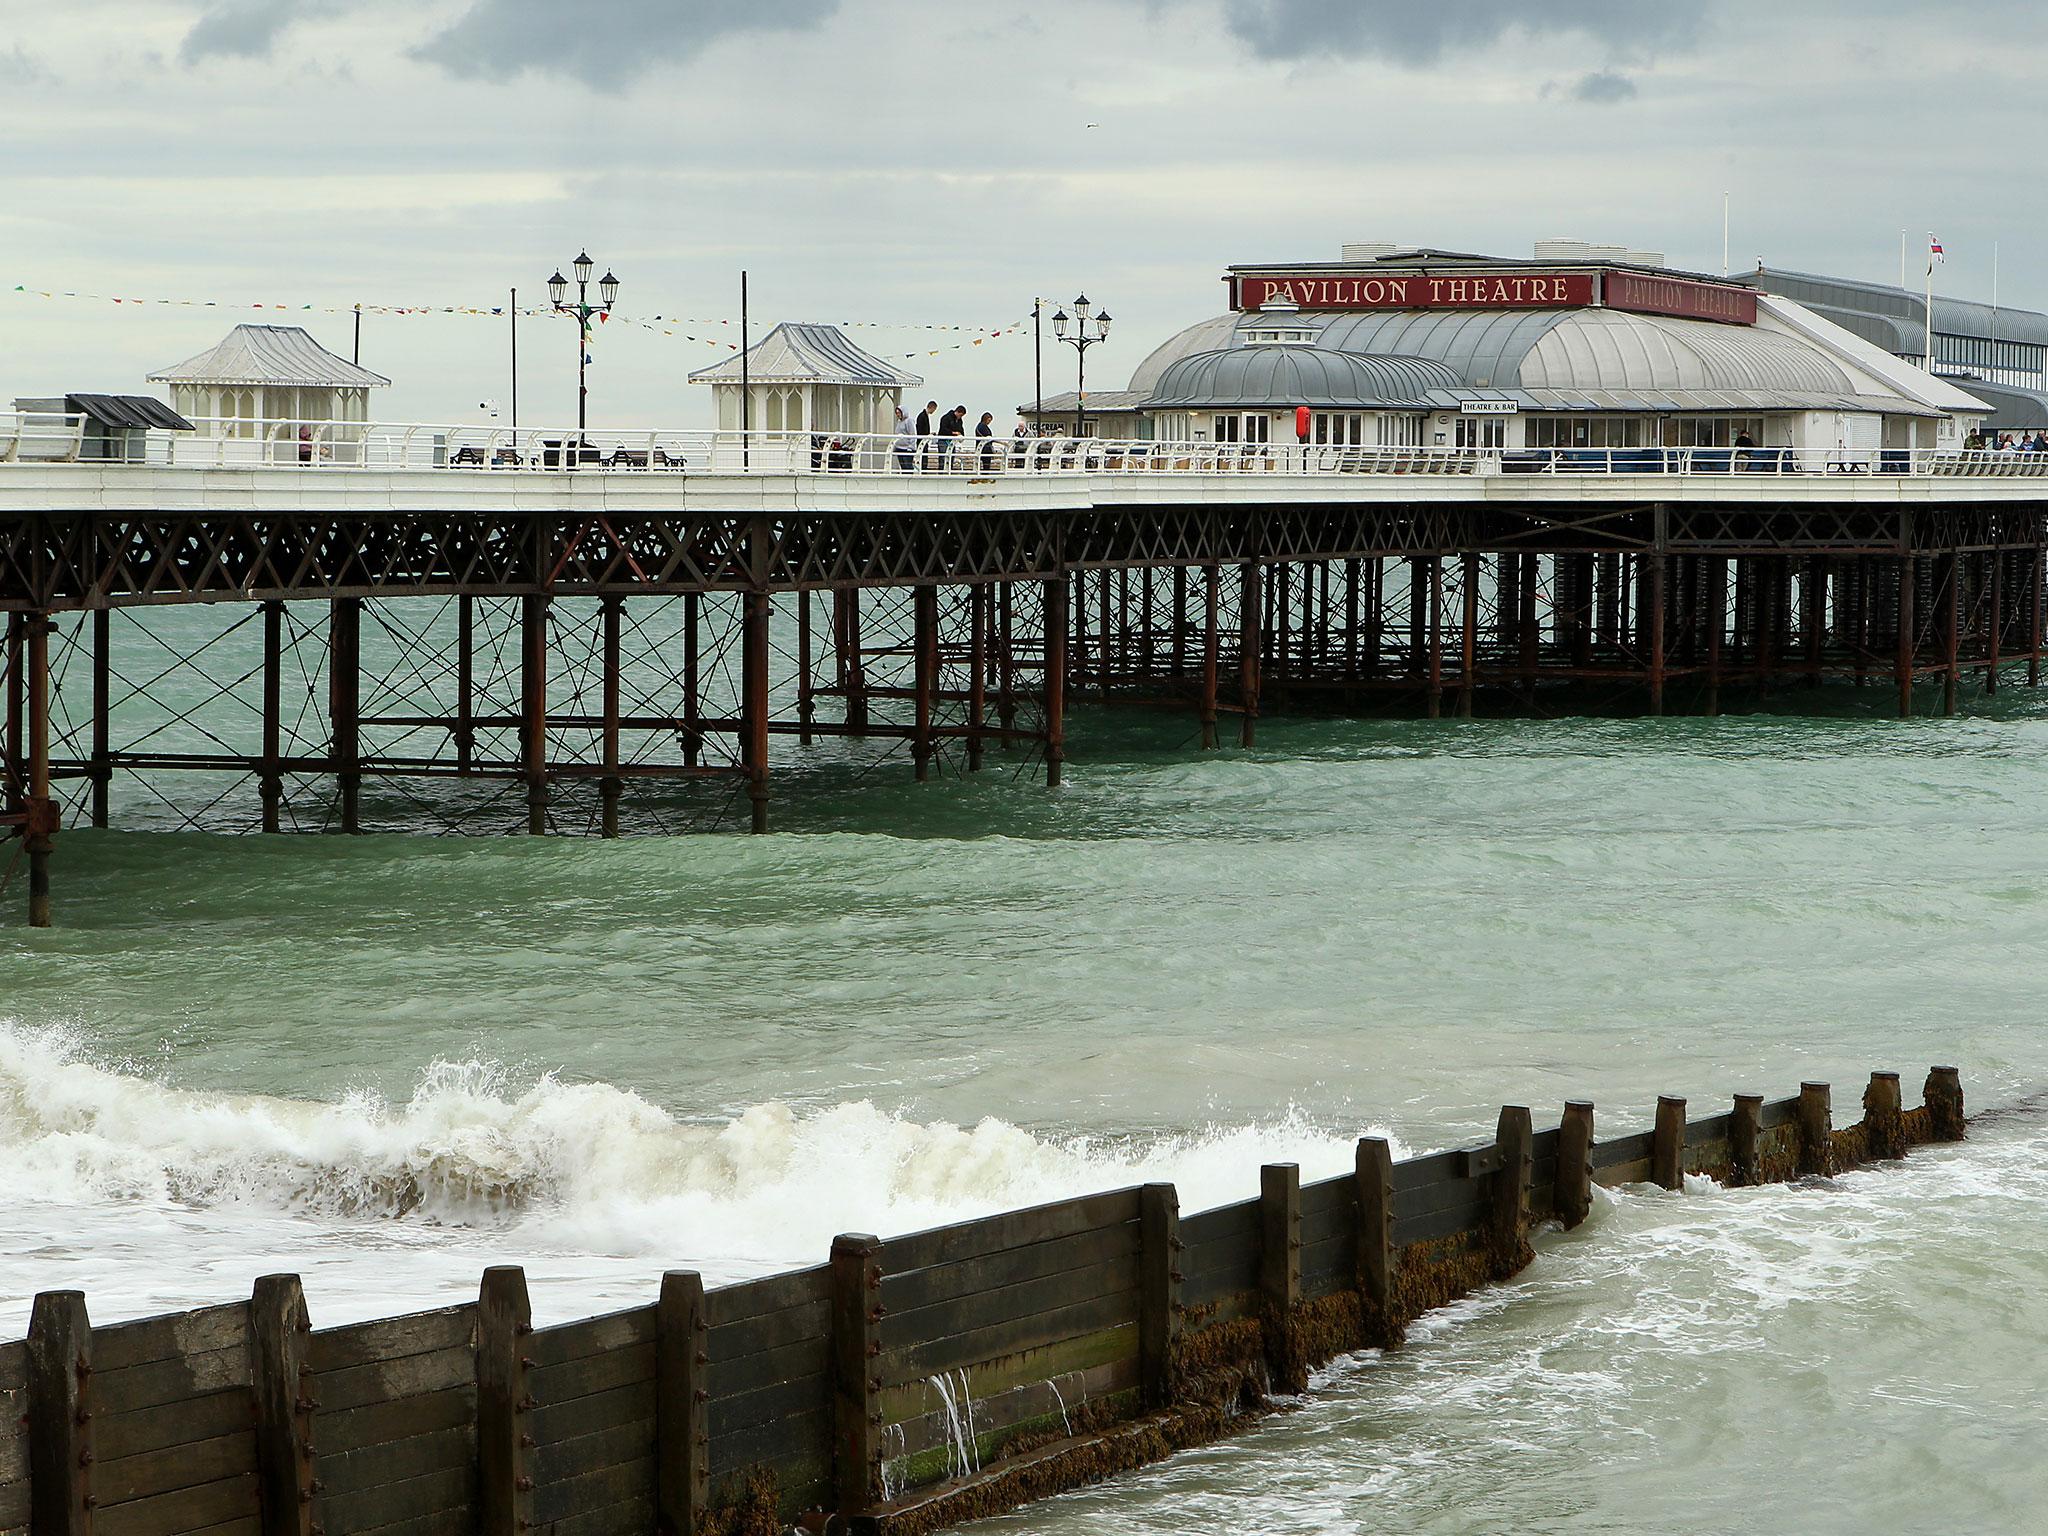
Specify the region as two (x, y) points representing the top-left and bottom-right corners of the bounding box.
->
(0, 1023), (1398, 1270)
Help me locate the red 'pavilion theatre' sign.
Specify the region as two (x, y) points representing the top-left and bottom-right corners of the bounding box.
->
(1231, 272), (1594, 311)
(1229, 268), (1757, 325)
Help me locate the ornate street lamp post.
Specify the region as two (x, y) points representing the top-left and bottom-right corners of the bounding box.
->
(1051, 295), (1111, 438)
(548, 252), (620, 435)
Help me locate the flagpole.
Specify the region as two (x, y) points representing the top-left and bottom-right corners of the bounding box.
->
(509, 287), (518, 439)
(1925, 232), (1935, 372)
(1900, 230), (1907, 290)
(1722, 191), (1730, 278)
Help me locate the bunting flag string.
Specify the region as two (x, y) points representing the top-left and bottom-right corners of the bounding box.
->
(7, 283), (1031, 359)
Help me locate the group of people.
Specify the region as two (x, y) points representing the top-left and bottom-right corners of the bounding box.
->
(1964, 428), (2048, 453)
(888, 400), (1080, 471)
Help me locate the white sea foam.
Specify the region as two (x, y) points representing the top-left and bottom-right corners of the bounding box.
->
(0, 1022), (1400, 1324)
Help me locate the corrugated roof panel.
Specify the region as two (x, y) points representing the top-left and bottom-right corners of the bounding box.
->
(148, 325), (391, 388)
(689, 322), (923, 387)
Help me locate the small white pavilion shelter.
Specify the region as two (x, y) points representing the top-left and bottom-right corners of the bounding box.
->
(690, 323), (922, 440)
(148, 325), (391, 439)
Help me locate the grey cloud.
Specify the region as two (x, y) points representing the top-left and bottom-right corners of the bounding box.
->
(179, 0), (317, 62)
(0, 46), (50, 83)
(415, 0), (840, 87)
(1570, 70), (1637, 103)
(1220, 0), (1701, 65)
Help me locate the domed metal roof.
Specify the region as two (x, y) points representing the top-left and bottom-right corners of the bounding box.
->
(1144, 346), (1462, 409)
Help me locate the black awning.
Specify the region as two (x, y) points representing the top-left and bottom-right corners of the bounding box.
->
(65, 394), (195, 431)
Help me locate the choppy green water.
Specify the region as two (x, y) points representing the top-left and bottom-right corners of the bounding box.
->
(3, 686), (2043, 1531)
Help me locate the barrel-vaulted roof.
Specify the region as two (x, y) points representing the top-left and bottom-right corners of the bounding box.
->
(1519, 309), (1856, 395)
(1145, 347), (1463, 409)
(148, 325), (391, 388)
(689, 323), (922, 388)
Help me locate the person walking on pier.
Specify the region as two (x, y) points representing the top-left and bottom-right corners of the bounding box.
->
(938, 404), (965, 469)
(916, 399), (938, 470)
(976, 410), (997, 470)
(892, 406), (916, 471)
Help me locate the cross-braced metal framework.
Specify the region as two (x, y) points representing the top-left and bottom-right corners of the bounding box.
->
(3, 494), (2046, 923)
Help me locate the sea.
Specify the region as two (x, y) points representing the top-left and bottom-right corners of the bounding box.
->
(3, 644), (2044, 1533)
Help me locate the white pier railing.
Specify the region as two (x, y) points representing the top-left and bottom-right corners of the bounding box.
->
(6, 413), (2048, 480)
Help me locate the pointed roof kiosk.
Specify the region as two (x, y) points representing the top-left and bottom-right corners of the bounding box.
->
(690, 323), (923, 443)
(149, 325), (391, 440)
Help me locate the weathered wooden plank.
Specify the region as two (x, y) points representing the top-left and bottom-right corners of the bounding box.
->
(706, 1370), (827, 1440)
(874, 1325), (1136, 1432)
(1393, 1171), (1490, 1221)
(1596, 1157), (1653, 1186)
(1298, 1197), (1354, 1249)
(94, 1307), (250, 1374)
(1357, 1138), (1394, 1324)
(1179, 1251), (1258, 1310)
(701, 1266), (831, 1329)
(96, 1473), (260, 1536)
(529, 1342), (654, 1408)
(0, 1416), (28, 1485)
(175, 1519), (260, 1536)
(878, 1224), (1137, 1319)
(526, 1307), (655, 1372)
(315, 1424), (474, 1501)
(1589, 1130), (1655, 1169)
(1652, 1098), (1687, 1190)
(1176, 1197), (1258, 1253)
(1529, 1126), (1561, 1163)
(1757, 1096), (1800, 1130)
(884, 1189), (1143, 1275)
(0, 1342), (23, 1394)
(705, 1408), (832, 1481)
(1684, 1112), (1734, 1148)
(96, 1431), (256, 1506)
(315, 1388), (475, 1459)
(703, 1297), (830, 1366)
(329, 1505), (470, 1536)
(1296, 1233), (1352, 1294)
(96, 1388), (251, 1462)
(1296, 1172), (1352, 1221)
(319, 1467), (474, 1536)
(703, 1334), (829, 1399)
(879, 1288), (1138, 1389)
(530, 1459), (655, 1526)
(95, 1344), (252, 1415)
(318, 1346), (475, 1415)
(1392, 1193), (1489, 1249)
(1390, 1148), (1465, 1189)
(529, 1381), (654, 1447)
(530, 1418), (656, 1489)
(531, 1494), (652, 1536)
(0, 1481), (27, 1530)
(877, 1251), (1140, 1356)
(308, 1310), (474, 1375)
(1138, 1184), (1178, 1412)
(477, 1268), (530, 1536)
(885, 1356), (1138, 1463)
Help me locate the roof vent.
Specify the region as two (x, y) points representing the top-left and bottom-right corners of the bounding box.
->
(1533, 238), (1591, 261)
(1620, 250), (1667, 268)
(1341, 242), (1402, 262)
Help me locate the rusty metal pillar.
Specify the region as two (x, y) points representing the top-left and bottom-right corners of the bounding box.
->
(519, 593), (547, 835)
(1705, 556), (1725, 716)
(1426, 556), (1444, 719)
(1239, 562), (1261, 748)
(260, 600), (282, 833)
(913, 585), (938, 783)
(967, 583), (987, 772)
(4, 614), (20, 813)
(1170, 566), (1188, 680)
(1850, 557), (1869, 687)
(1343, 557), (1361, 676)
(1043, 576), (1068, 787)
(455, 593), (475, 776)
(796, 588), (815, 746)
(1518, 552), (1539, 705)
(2032, 541), (2045, 688)
(1648, 554), (1667, 715)
(1364, 556), (1383, 675)
(1097, 565), (1112, 702)
(84, 608), (110, 829)
(600, 594), (622, 839)
(1459, 550), (1479, 718)
(682, 590), (703, 764)
(1943, 552), (1960, 717)
(996, 581), (1016, 737)
(331, 596), (362, 834)
(743, 588), (771, 832)
(1987, 549), (2003, 695)
(1896, 551), (1915, 718)
(1803, 556), (1826, 687)
(24, 615), (52, 928)
(1405, 557), (1425, 680)
(1200, 564), (1220, 749)
(840, 588), (867, 737)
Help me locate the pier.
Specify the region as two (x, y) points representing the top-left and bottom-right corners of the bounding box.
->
(4, 417), (2048, 924)
(0, 1067), (1966, 1536)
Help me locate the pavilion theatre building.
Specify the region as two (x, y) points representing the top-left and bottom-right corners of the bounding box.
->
(1037, 243), (1989, 456)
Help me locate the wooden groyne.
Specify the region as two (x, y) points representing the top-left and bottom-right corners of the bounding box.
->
(0, 1068), (1965, 1536)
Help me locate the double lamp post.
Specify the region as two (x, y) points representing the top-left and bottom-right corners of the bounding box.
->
(547, 252), (619, 435)
(1051, 295), (1111, 437)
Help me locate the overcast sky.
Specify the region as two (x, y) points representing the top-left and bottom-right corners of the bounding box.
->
(3, 0), (2042, 427)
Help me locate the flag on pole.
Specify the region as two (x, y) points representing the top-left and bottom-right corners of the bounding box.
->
(1929, 234), (1946, 269)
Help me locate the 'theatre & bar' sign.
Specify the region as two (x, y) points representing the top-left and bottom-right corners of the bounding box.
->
(1233, 272), (1595, 311)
